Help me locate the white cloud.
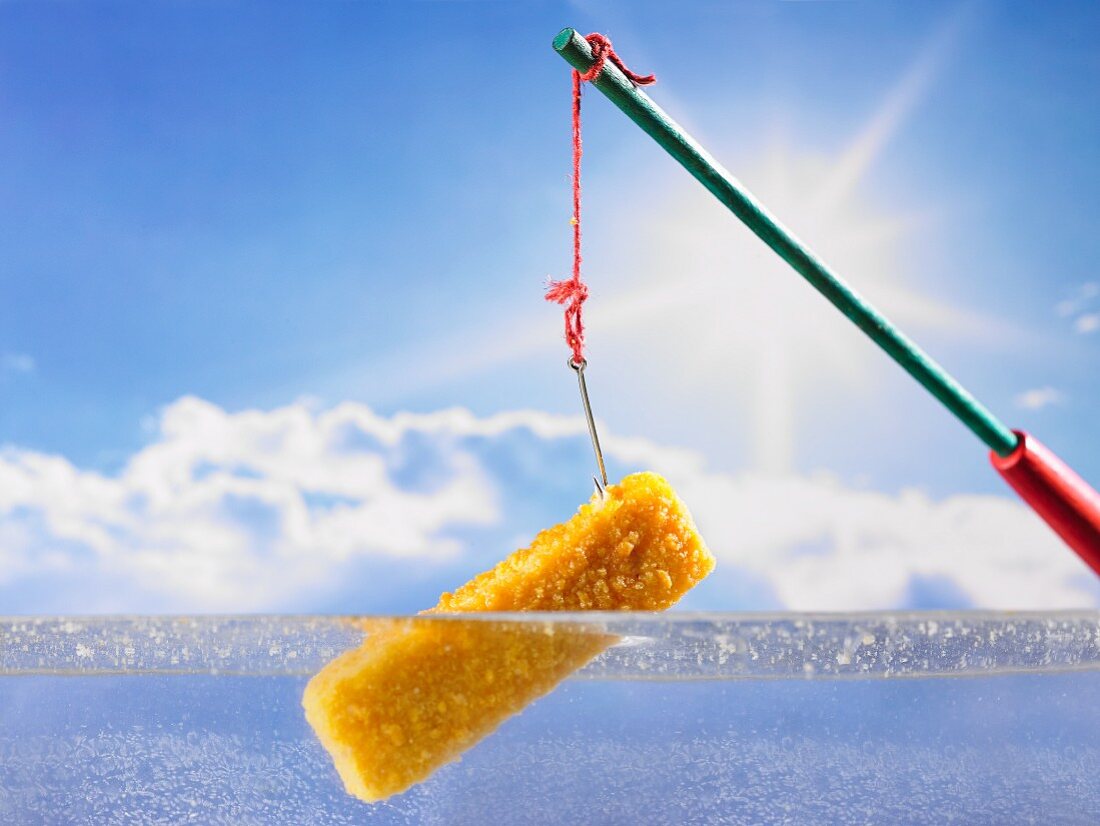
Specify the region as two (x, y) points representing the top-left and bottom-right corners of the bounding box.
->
(0, 397), (502, 610)
(1055, 300), (1076, 318)
(0, 396), (1096, 613)
(677, 470), (1093, 610)
(1057, 282), (1100, 334)
(1014, 386), (1065, 410)
(599, 430), (1097, 610)
(1, 353), (35, 374)
(1075, 313), (1100, 335)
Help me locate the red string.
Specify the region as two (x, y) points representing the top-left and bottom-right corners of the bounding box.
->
(546, 33), (656, 364)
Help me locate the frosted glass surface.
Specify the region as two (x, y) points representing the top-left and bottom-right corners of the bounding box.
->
(2, 612), (1099, 824)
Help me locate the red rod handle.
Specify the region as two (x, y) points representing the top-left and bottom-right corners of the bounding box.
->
(992, 430), (1100, 575)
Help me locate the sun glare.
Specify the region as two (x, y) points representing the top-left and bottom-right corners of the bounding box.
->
(586, 8), (976, 474)
(378, 5), (991, 480)
(594, 142), (925, 473)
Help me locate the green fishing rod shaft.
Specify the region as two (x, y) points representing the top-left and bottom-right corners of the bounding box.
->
(553, 28), (1018, 458)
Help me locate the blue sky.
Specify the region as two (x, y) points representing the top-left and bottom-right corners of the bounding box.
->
(1, 1), (1098, 613)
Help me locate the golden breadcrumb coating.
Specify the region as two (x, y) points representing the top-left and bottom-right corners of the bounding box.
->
(303, 471), (714, 802)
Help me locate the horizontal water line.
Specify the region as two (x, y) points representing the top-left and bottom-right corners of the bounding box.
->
(3, 612), (1098, 681)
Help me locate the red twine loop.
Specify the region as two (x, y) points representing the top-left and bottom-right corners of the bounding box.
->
(577, 33), (657, 86)
(546, 33), (656, 364)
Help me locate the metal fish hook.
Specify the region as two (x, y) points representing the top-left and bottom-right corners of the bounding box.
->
(569, 357), (609, 499)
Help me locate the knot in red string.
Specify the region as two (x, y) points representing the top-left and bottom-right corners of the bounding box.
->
(578, 33), (657, 86)
(545, 32), (656, 365)
(545, 276), (589, 363)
